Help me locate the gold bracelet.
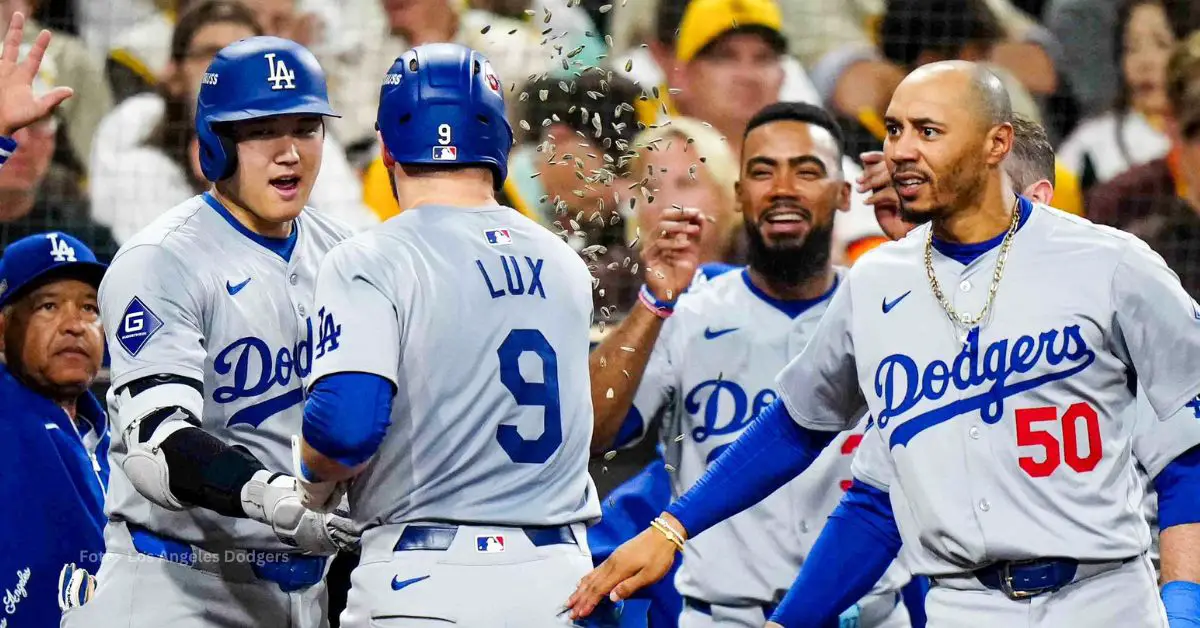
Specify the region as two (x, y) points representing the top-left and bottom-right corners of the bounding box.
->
(651, 517), (685, 552)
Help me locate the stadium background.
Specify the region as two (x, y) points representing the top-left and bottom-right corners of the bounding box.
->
(5, 0), (1200, 624)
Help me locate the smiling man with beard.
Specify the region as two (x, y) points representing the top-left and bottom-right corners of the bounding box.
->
(586, 102), (913, 628)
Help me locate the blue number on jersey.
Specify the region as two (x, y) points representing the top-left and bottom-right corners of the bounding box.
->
(497, 329), (562, 464)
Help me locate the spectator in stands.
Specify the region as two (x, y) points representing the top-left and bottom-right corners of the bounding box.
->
(513, 69), (644, 314)
(323, 0), (554, 167)
(89, 0), (374, 245)
(1, 0), (111, 177)
(609, 0), (823, 121)
(1088, 29), (1200, 298)
(627, 117), (742, 268)
(1058, 0), (1195, 190)
(0, 71), (118, 260)
(106, 0), (327, 104)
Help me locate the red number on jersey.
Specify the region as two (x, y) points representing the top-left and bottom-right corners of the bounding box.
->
(1016, 402), (1101, 478)
(839, 434), (863, 491)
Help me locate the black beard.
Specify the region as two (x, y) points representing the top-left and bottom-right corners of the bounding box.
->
(744, 218), (834, 286)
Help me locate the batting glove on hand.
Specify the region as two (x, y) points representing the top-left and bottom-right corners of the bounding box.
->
(58, 563), (95, 612)
(241, 470), (357, 555)
(291, 435), (347, 513)
(838, 603), (861, 628)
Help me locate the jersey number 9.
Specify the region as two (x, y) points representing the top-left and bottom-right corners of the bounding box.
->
(497, 329), (562, 464)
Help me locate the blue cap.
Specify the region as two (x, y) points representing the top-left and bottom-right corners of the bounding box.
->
(0, 233), (108, 308)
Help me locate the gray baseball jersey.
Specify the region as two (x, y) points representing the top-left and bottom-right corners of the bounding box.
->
(626, 267), (908, 607)
(305, 204), (601, 530)
(100, 193), (352, 552)
(781, 201), (1200, 576)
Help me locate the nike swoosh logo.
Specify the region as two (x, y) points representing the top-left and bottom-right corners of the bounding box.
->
(226, 278), (251, 296)
(391, 575), (430, 591)
(703, 327), (739, 340)
(882, 291), (911, 314)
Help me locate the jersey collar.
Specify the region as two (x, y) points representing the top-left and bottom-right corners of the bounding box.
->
(202, 192), (299, 262)
(930, 195), (1034, 266)
(740, 268), (840, 319)
(0, 362), (107, 439)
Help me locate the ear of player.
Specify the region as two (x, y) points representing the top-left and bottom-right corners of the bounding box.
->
(195, 36), (341, 182)
(375, 43), (514, 190)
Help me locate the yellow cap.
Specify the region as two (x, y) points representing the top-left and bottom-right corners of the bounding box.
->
(675, 0), (786, 63)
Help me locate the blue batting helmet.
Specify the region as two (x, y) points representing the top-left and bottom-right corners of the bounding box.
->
(195, 36), (339, 182)
(376, 43), (514, 190)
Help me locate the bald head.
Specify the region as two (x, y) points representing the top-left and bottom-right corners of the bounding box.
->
(903, 61), (1012, 129)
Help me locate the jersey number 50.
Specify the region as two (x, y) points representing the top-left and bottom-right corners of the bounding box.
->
(1016, 402), (1103, 478)
(497, 329), (562, 464)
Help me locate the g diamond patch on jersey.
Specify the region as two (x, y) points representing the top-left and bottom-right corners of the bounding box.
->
(116, 297), (164, 356)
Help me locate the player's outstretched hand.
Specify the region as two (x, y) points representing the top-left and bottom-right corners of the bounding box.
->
(565, 525), (679, 620)
(641, 206), (704, 303)
(0, 13), (73, 137)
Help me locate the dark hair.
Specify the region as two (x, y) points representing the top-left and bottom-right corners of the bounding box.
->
(742, 101), (845, 158)
(517, 69), (642, 175)
(655, 0), (690, 47)
(879, 0), (1004, 68)
(145, 0), (262, 191)
(1007, 114), (1055, 191)
(1114, 0), (1198, 113)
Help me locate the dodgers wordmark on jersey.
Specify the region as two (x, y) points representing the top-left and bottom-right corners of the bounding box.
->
(625, 266), (909, 610)
(779, 199), (1200, 576)
(305, 204), (601, 530)
(100, 193), (352, 552)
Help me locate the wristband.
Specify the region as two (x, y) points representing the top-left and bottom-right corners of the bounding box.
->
(638, 285), (676, 319)
(650, 516), (685, 552)
(0, 135), (16, 166)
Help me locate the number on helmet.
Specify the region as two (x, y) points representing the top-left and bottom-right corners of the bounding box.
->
(438, 124), (453, 145)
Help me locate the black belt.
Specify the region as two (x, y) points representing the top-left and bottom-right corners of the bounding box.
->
(684, 596), (776, 619)
(392, 524), (577, 551)
(937, 556), (1136, 601)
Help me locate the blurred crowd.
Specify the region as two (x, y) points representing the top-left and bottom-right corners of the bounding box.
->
(7, 0), (1200, 319)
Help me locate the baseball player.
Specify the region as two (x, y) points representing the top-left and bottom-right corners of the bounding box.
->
(567, 60), (1200, 627)
(62, 36), (355, 628)
(294, 42), (605, 628)
(588, 101), (910, 628)
(0, 11), (72, 171)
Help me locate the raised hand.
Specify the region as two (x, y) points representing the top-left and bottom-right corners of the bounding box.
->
(565, 517), (683, 620)
(640, 206), (705, 302)
(0, 13), (73, 137)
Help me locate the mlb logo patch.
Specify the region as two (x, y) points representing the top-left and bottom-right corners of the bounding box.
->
(476, 535), (506, 553)
(432, 146), (458, 161)
(485, 229), (513, 246)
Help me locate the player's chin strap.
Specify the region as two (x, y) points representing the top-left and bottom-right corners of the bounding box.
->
(116, 380), (206, 511)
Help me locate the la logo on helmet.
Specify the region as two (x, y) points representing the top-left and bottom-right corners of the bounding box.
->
(46, 233), (76, 263)
(265, 52), (296, 91)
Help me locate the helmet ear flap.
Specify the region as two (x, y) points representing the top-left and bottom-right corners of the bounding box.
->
(197, 120), (239, 182)
(217, 135), (238, 180)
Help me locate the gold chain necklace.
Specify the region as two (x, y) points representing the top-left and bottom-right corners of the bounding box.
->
(924, 198), (1021, 336)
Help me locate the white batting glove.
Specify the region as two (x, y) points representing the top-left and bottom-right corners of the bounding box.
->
(58, 563), (95, 611)
(291, 434), (347, 513)
(240, 470), (358, 554)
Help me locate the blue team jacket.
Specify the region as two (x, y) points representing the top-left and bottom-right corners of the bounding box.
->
(0, 363), (109, 626)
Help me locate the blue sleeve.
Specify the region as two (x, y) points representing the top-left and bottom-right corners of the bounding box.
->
(1163, 581), (1200, 627)
(0, 135), (15, 168)
(901, 576), (930, 628)
(1155, 445), (1200, 530)
(302, 372), (395, 467)
(666, 399), (836, 537)
(770, 480), (903, 627)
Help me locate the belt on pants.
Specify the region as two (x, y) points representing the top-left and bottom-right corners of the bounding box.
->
(933, 556), (1137, 601)
(126, 524), (327, 592)
(683, 596), (777, 620)
(392, 523), (579, 551)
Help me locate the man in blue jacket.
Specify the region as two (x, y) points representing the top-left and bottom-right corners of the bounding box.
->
(0, 231), (109, 626)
